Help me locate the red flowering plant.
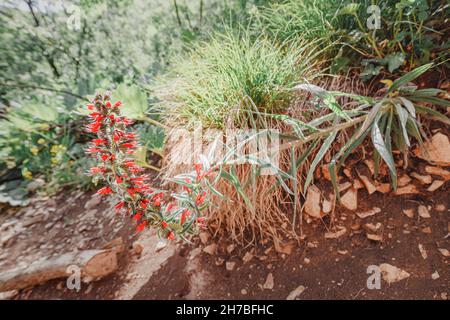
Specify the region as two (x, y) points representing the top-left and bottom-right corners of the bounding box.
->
(84, 92), (212, 241)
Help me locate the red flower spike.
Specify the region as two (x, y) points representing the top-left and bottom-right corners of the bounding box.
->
(161, 221), (168, 229)
(114, 201), (125, 210)
(133, 213), (142, 221)
(114, 101), (122, 108)
(105, 101), (111, 108)
(97, 187), (112, 195)
(167, 231), (175, 241)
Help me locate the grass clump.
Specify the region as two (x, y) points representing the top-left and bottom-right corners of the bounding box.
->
(154, 30), (321, 129)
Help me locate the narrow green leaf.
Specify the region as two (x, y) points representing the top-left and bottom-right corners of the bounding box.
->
(371, 121), (397, 190)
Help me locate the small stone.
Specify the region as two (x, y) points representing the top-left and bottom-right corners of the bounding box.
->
(356, 207), (381, 219)
(241, 289), (247, 295)
(303, 257), (311, 264)
(155, 240), (167, 252)
(418, 205), (431, 218)
(225, 261), (236, 271)
(431, 271), (440, 280)
(199, 232), (210, 244)
(435, 204), (446, 212)
(367, 234), (383, 241)
(215, 258), (225, 266)
(438, 248), (450, 257)
(203, 243), (217, 255)
(322, 198), (332, 214)
(421, 227), (432, 234)
(418, 244), (427, 259)
(427, 180), (445, 192)
(337, 250), (348, 255)
(402, 209), (414, 219)
(286, 285), (306, 300)
(263, 273), (274, 290)
(365, 222), (382, 232)
(132, 242), (144, 256)
(226, 244), (235, 254)
(242, 251), (253, 264)
(379, 264), (410, 284)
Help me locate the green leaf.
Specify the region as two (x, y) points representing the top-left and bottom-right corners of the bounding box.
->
(394, 104), (410, 147)
(398, 97), (416, 118)
(113, 84), (148, 120)
(388, 63), (433, 93)
(303, 130), (337, 193)
(371, 121), (397, 190)
(383, 53), (405, 73)
(415, 105), (450, 125)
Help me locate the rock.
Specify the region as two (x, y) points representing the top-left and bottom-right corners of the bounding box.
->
(366, 234), (383, 242)
(418, 244), (427, 259)
(199, 232), (210, 244)
(0, 290), (18, 300)
(431, 271), (440, 280)
(418, 205), (431, 218)
(340, 188), (357, 211)
(84, 196), (102, 210)
(398, 175), (412, 187)
(425, 166), (450, 180)
(242, 252), (253, 264)
(376, 183), (391, 194)
(435, 204), (445, 212)
(263, 273), (274, 290)
(322, 198), (332, 214)
(226, 244), (235, 254)
(438, 248), (450, 257)
(337, 250), (348, 255)
(427, 180), (445, 192)
(356, 207), (381, 219)
(304, 185), (322, 218)
(155, 241), (167, 252)
(402, 209), (414, 219)
(358, 174), (377, 194)
(421, 227), (432, 234)
(286, 285), (306, 300)
(225, 261), (236, 271)
(241, 289), (247, 295)
(202, 243), (217, 255)
(394, 184), (419, 195)
(325, 226), (347, 239)
(365, 222), (382, 232)
(416, 133), (450, 166)
(303, 257), (311, 264)
(379, 264), (410, 284)
(411, 172), (432, 184)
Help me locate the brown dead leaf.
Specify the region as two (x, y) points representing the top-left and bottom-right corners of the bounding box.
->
(425, 166), (450, 180)
(356, 207), (381, 219)
(418, 205), (431, 218)
(398, 174), (412, 187)
(340, 188), (358, 211)
(402, 209), (414, 219)
(416, 133), (450, 166)
(304, 185), (322, 218)
(325, 226), (347, 239)
(427, 180), (445, 192)
(411, 172), (432, 185)
(394, 184), (419, 195)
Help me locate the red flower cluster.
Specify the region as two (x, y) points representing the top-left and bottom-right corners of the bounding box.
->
(84, 92), (211, 241)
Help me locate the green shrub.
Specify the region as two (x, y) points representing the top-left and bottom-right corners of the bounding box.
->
(155, 30), (322, 129)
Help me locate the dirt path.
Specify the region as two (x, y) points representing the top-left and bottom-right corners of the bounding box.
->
(0, 162), (448, 300)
